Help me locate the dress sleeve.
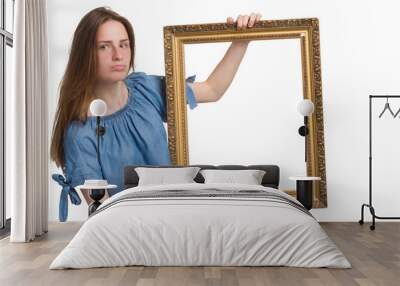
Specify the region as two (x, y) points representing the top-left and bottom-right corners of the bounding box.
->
(146, 74), (198, 121)
(63, 124), (104, 188)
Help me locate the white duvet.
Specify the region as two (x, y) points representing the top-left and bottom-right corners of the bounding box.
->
(50, 183), (351, 269)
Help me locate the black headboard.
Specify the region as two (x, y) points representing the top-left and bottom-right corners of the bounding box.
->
(124, 164), (280, 189)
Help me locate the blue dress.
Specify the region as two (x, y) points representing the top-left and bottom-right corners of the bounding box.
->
(52, 71), (197, 221)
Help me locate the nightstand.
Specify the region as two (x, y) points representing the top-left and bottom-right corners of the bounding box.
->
(289, 176), (321, 210)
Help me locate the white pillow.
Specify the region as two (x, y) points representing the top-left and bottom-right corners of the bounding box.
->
(135, 167), (201, 186)
(200, 169), (266, 185)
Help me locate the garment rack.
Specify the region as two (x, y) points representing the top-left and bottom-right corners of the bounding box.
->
(359, 95), (400, 230)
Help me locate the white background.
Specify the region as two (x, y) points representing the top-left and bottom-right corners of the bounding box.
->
(47, 0), (400, 221)
(185, 39), (305, 191)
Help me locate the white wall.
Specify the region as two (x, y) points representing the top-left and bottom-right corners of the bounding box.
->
(48, 0), (400, 222)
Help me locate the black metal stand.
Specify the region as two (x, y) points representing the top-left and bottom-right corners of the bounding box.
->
(359, 95), (400, 230)
(87, 116), (106, 216)
(96, 116), (105, 163)
(298, 116), (309, 162)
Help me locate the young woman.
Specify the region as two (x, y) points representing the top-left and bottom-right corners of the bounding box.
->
(50, 7), (262, 220)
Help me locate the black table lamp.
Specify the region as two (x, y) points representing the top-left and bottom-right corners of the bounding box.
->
(89, 99), (107, 161)
(297, 99), (315, 162)
(88, 99), (107, 214)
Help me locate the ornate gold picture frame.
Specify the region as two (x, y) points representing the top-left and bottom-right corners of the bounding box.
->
(163, 18), (327, 208)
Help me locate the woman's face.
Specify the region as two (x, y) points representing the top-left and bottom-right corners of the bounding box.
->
(95, 20), (131, 83)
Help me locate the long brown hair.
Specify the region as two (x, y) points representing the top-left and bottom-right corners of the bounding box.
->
(50, 7), (135, 169)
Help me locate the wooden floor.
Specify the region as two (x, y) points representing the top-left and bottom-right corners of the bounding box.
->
(0, 222), (399, 286)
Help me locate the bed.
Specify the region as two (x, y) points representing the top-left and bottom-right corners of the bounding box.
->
(49, 165), (351, 269)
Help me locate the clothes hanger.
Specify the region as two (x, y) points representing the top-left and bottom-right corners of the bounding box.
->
(378, 97), (395, 118)
(393, 105), (400, 118)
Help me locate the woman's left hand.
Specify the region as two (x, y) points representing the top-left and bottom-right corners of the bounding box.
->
(227, 13), (262, 29)
(227, 13), (262, 45)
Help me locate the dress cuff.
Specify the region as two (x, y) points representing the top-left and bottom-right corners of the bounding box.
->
(185, 75), (197, 110)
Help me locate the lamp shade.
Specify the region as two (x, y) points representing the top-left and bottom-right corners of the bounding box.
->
(297, 99), (315, 116)
(89, 99), (107, 117)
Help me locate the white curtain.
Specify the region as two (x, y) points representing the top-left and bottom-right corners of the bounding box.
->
(7, 0), (49, 242)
